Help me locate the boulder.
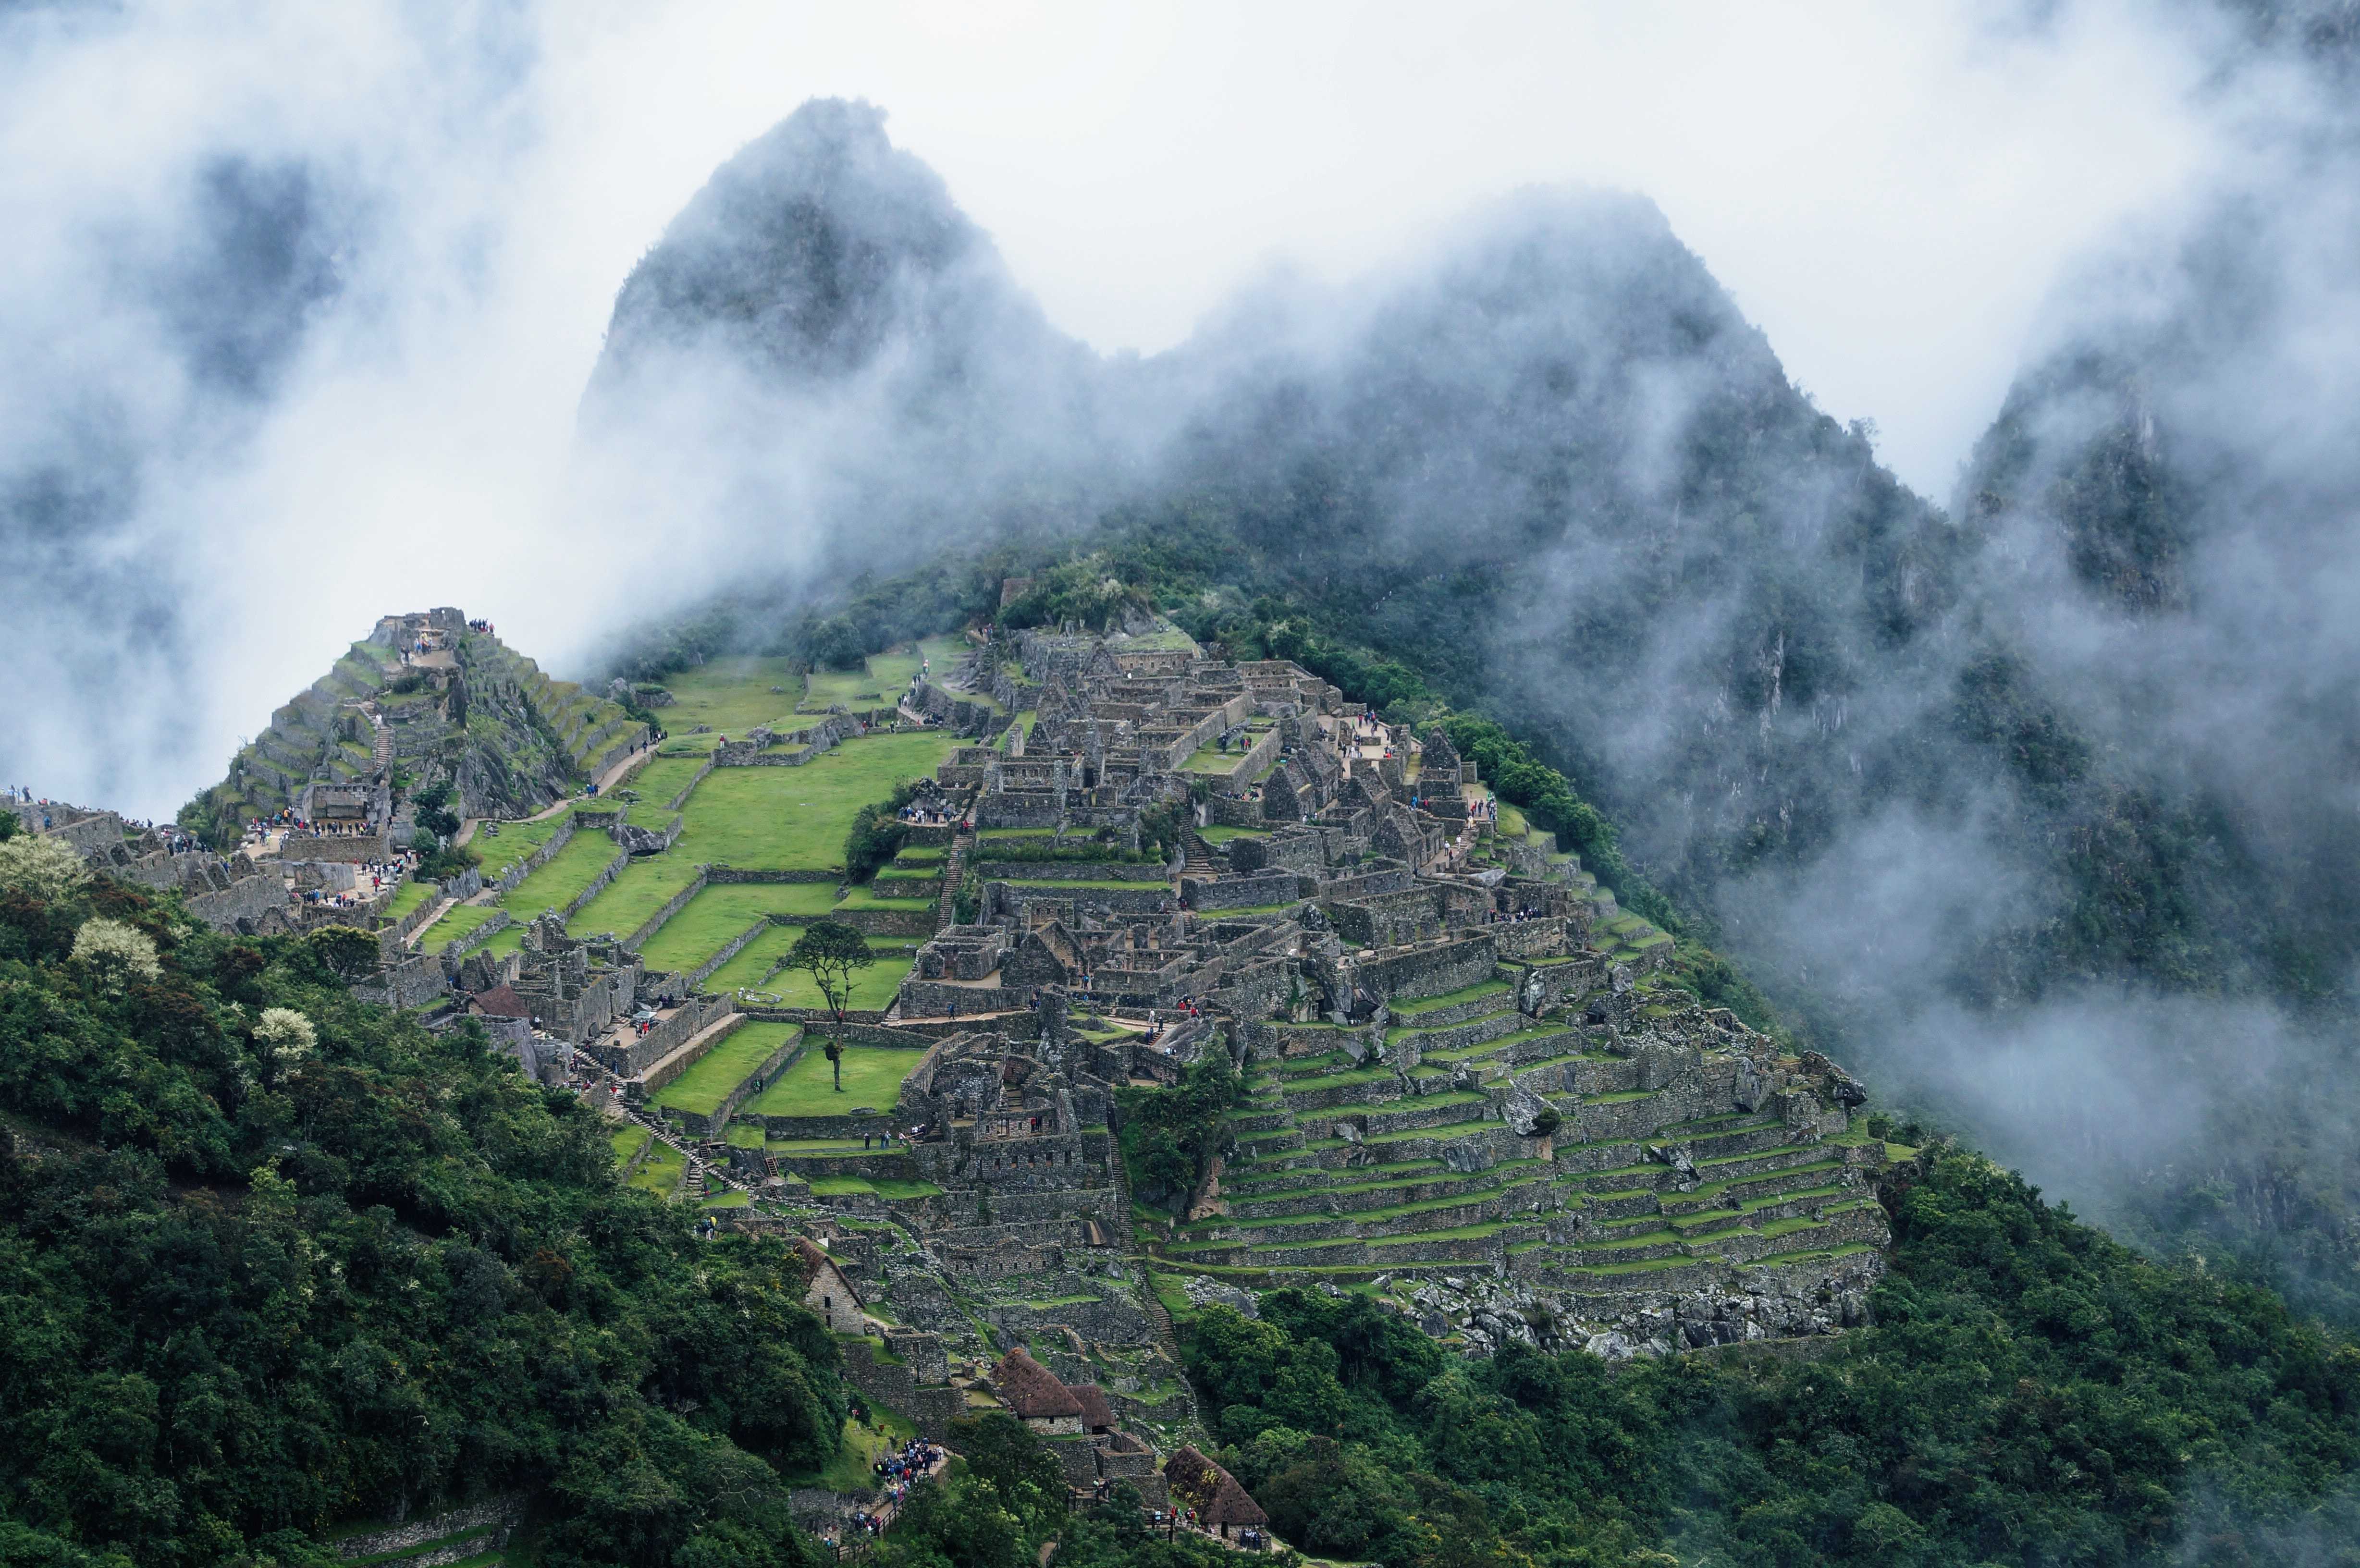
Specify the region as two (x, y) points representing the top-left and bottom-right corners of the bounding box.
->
(1503, 1081), (1556, 1137)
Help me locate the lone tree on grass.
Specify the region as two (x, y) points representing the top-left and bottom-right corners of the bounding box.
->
(790, 919), (874, 1090)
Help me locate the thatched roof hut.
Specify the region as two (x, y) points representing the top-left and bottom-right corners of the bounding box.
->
(1068, 1383), (1118, 1433)
(991, 1348), (1083, 1422)
(1164, 1445), (1267, 1534)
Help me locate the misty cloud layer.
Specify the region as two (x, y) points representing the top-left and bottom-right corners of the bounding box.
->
(559, 4), (2360, 1288)
(10, 0), (2360, 1307)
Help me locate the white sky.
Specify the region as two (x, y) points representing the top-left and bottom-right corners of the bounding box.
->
(1, 0), (2242, 814)
(543, 0), (2223, 497)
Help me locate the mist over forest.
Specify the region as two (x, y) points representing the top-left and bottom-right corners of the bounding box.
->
(18, 4), (2360, 1564)
(6, 0), (2357, 1312)
(541, 5), (2360, 1325)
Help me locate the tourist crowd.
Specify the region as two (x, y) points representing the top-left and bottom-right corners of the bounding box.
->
(245, 807), (382, 841)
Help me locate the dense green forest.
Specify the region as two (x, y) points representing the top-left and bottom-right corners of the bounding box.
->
(1163, 1161), (2360, 1568)
(0, 827), (843, 1568)
(762, 1165), (2360, 1567)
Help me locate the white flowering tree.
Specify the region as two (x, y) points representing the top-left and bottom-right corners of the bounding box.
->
(70, 918), (160, 990)
(252, 1007), (317, 1069)
(0, 834), (89, 904)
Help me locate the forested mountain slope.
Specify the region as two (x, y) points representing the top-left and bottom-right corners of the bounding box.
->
(0, 826), (843, 1568)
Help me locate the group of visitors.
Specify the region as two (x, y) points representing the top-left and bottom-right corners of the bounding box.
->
(293, 851), (416, 911)
(1486, 906), (1546, 923)
(245, 808), (377, 841)
(5, 786), (57, 832)
(466, 619), (494, 635)
(897, 801), (953, 825)
(1145, 999), (1204, 1030)
(872, 1438), (942, 1489)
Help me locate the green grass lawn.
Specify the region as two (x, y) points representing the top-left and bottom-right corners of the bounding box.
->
(609, 1126), (650, 1166)
(703, 924), (806, 995)
(676, 732), (955, 871)
(782, 1410), (920, 1494)
(766, 956), (913, 1011)
(635, 884), (848, 971)
(475, 924), (526, 960)
(567, 851), (706, 940)
(498, 831), (621, 918)
(801, 636), (962, 712)
(621, 755), (711, 809)
(467, 807), (573, 882)
(1196, 826), (1268, 845)
(382, 880), (435, 920)
(834, 887), (935, 911)
(1180, 745), (1246, 775)
(628, 1138), (685, 1196)
(710, 931), (913, 1007)
(659, 656), (806, 735)
(418, 903), (502, 955)
(650, 1023), (800, 1116)
(807, 1175), (945, 1200)
(749, 1043), (922, 1117)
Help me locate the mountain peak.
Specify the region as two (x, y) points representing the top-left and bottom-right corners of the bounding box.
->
(592, 97), (991, 389)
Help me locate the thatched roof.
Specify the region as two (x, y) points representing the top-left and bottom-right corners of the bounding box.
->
(1068, 1383), (1118, 1432)
(1204, 1472), (1267, 1528)
(992, 1348), (1082, 1420)
(469, 985), (530, 1019)
(792, 1238), (861, 1305)
(1164, 1445), (1267, 1526)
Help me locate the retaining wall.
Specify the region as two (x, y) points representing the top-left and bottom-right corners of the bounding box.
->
(625, 870), (709, 951)
(439, 909), (513, 966)
(563, 848), (633, 922)
(690, 917), (774, 988)
(489, 812), (578, 894)
(628, 1004), (742, 1089)
(667, 1025), (804, 1139)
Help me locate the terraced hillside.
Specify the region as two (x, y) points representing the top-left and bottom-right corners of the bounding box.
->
(181, 609), (647, 841)
(189, 639), (400, 830)
(1148, 947), (1893, 1348)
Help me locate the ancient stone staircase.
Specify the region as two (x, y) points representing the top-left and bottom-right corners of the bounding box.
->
(1180, 829), (1217, 877)
(1148, 972), (1888, 1300)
